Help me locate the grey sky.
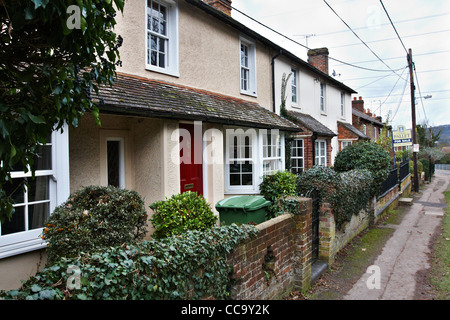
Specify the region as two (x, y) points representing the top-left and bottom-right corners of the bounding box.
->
(231, 0), (450, 129)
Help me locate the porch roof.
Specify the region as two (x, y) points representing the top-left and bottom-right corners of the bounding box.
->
(92, 73), (301, 132)
(287, 111), (336, 137)
(337, 121), (370, 140)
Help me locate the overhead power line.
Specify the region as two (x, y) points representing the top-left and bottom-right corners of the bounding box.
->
(230, 4), (406, 73)
(379, 0), (409, 55)
(321, 0), (405, 79)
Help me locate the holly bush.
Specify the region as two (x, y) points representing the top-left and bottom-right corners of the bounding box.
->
(149, 191), (217, 239)
(334, 141), (391, 193)
(43, 185), (148, 265)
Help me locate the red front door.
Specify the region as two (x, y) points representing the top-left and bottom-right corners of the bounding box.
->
(179, 123), (203, 195)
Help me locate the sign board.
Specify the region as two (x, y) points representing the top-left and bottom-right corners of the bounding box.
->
(392, 125), (412, 147)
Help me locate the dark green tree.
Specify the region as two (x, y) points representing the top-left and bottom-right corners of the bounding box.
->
(0, 0), (124, 222)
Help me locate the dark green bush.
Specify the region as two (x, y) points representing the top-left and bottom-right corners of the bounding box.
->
(259, 170), (297, 218)
(43, 185), (148, 265)
(149, 191), (217, 239)
(296, 166), (374, 229)
(1, 225), (258, 300)
(334, 141), (391, 192)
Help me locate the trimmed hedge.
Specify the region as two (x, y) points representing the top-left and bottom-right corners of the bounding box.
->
(43, 186), (148, 265)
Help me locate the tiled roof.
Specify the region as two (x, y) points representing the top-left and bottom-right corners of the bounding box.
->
(337, 121), (369, 140)
(92, 73), (301, 131)
(352, 108), (384, 127)
(287, 111), (336, 137)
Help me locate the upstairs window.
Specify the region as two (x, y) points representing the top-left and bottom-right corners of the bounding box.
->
(340, 92), (345, 118)
(320, 82), (326, 113)
(146, 0), (179, 76)
(240, 37), (256, 96)
(291, 69), (298, 104)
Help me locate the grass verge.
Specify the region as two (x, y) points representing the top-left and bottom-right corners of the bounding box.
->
(429, 190), (450, 300)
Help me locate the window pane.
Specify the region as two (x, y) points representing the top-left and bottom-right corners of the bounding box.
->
(230, 162), (240, 173)
(28, 202), (50, 230)
(230, 173), (240, 186)
(242, 174), (252, 185)
(4, 178), (26, 204)
(1, 206), (25, 235)
(34, 145), (52, 171)
(107, 141), (121, 188)
(28, 176), (50, 202)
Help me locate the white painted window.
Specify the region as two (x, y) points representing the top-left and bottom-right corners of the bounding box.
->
(262, 130), (282, 176)
(240, 37), (257, 96)
(320, 82), (326, 113)
(291, 139), (304, 174)
(315, 139), (327, 166)
(341, 140), (352, 150)
(341, 92), (345, 118)
(0, 126), (70, 259)
(146, 0), (179, 76)
(225, 128), (284, 194)
(291, 69), (298, 104)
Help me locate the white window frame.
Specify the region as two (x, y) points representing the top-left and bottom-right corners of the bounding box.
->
(291, 68), (298, 105)
(341, 140), (352, 150)
(291, 138), (304, 174)
(320, 82), (326, 114)
(225, 129), (257, 194)
(340, 92), (345, 118)
(224, 128), (285, 194)
(0, 125), (70, 259)
(239, 36), (257, 97)
(145, 0), (179, 77)
(262, 129), (283, 177)
(315, 139), (327, 167)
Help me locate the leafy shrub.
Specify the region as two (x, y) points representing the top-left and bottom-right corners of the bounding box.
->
(1, 225), (258, 300)
(149, 191), (217, 239)
(43, 185), (148, 265)
(334, 141), (391, 192)
(259, 170), (297, 218)
(296, 166), (374, 229)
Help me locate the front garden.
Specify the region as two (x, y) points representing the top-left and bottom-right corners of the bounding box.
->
(1, 142), (393, 300)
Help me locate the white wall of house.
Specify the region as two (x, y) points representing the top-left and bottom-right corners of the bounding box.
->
(274, 56), (353, 164)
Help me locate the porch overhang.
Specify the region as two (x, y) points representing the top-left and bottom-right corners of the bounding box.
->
(92, 73), (301, 132)
(287, 111), (336, 137)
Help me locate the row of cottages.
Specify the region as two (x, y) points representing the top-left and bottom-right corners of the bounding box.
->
(0, 0), (369, 290)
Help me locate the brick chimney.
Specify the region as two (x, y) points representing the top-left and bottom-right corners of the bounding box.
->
(307, 47), (329, 75)
(352, 96), (364, 112)
(203, 0), (232, 15)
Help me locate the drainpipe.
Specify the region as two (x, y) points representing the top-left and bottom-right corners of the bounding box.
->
(271, 50), (283, 114)
(312, 132), (318, 166)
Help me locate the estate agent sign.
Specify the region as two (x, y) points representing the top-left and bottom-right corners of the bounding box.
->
(392, 125), (412, 147)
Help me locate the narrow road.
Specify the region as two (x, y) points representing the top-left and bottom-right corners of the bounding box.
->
(344, 170), (449, 300)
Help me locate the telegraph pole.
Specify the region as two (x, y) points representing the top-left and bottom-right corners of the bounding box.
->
(408, 48), (419, 192)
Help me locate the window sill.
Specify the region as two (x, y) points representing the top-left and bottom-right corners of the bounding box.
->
(145, 65), (180, 78)
(240, 91), (258, 98)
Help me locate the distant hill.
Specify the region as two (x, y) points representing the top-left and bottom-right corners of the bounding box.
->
(432, 124), (450, 146)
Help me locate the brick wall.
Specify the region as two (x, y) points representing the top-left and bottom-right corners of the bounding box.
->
(227, 197), (312, 299)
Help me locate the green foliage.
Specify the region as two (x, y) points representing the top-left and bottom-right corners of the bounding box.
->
(297, 166), (374, 229)
(1, 225), (258, 300)
(0, 0), (124, 222)
(259, 170), (297, 218)
(334, 141), (391, 192)
(149, 191), (217, 239)
(43, 186), (148, 265)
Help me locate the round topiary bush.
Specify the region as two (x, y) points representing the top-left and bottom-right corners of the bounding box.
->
(149, 191), (217, 239)
(43, 185), (148, 265)
(333, 141), (391, 190)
